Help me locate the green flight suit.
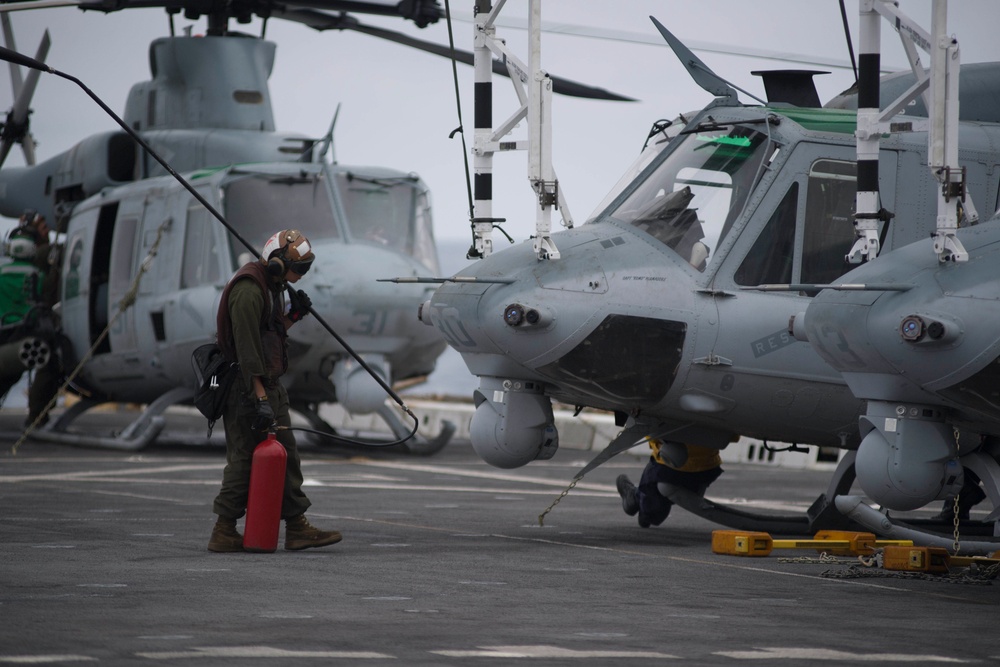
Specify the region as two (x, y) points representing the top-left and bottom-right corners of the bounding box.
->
(211, 276), (311, 521)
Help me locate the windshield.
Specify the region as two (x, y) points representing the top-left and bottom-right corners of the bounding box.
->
(335, 172), (440, 273)
(222, 172), (339, 265)
(608, 125), (770, 271)
(588, 118), (685, 221)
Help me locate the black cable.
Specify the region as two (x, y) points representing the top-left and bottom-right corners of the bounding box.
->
(839, 0), (859, 85)
(443, 0), (476, 244)
(284, 424), (418, 448)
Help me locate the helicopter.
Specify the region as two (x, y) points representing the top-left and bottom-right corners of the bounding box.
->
(0, 0), (634, 453)
(416, 0), (1000, 546)
(0, 0), (462, 453)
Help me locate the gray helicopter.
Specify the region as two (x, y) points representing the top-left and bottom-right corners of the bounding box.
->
(0, 0), (632, 452)
(0, 0), (464, 452)
(417, 1), (1000, 545)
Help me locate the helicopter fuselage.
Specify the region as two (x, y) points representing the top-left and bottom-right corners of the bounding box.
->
(423, 104), (1000, 469)
(58, 161), (445, 413)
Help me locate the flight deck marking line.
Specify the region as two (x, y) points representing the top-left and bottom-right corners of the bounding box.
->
(0, 463), (224, 483)
(344, 459), (810, 508)
(345, 458), (613, 492)
(713, 647), (971, 663)
(91, 489), (204, 505)
(13, 477), (219, 486)
(486, 534), (946, 594)
(2, 458), (804, 509)
(314, 513), (915, 594)
(0, 656), (97, 664)
(307, 482), (613, 497)
(135, 647), (392, 660)
(431, 646), (679, 659)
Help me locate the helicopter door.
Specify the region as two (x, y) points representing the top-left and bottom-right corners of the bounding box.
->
(731, 147), (898, 287)
(155, 197), (230, 376)
(59, 205), (103, 365)
(104, 197), (146, 357)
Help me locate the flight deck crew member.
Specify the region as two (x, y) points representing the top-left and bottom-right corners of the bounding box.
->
(208, 229), (343, 553)
(616, 439), (723, 527)
(0, 212), (63, 428)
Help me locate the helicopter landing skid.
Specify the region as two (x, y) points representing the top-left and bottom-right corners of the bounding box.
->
(30, 387), (194, 451)
(835, 495), (1000, 555)
(808, 449), (1000, 539)
(663, 447), (1000, 544)
(659, 482), (812, 535)
(375, 402), (456, 456)
(293, 402), (456, 456)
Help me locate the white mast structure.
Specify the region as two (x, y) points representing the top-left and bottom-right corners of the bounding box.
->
(848, 0), (973, 265)
(471, 0), (572, 261)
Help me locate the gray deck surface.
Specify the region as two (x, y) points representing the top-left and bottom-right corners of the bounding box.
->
(1, 408), (998, 666)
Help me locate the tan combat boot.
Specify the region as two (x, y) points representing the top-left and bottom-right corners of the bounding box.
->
(284, 514), (342, 551)
(207, 517), (244, 553)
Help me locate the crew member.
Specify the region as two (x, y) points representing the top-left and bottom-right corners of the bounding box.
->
(208, 229), (342, 553)
(0, 212), (63, 427)
(938, 468), (987, 522)
(616, 439), (723, 527)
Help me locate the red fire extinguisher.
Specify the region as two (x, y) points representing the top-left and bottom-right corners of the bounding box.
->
(243, 429), (287, 553)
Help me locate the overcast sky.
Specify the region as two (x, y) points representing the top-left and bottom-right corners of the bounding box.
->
(1, 0), (997, 250)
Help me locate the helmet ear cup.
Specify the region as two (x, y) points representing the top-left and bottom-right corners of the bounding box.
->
(267, 256), (285, 277)
(4, 230), (36, 260)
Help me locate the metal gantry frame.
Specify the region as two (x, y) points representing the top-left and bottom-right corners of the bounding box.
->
(848, 0), (972, 265)
(471, 0), (572, 261)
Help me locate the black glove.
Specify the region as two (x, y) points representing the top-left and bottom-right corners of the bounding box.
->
(287, 288), (312, 323)
(251, 397), (275, 431)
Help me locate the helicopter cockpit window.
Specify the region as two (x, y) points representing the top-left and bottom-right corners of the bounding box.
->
(801, 159), (858, 285)
(735, 183), (798, 286)
(335, 172), (440, 273)
(222, 173), (339, 266)
(609, 126), (769, 272)
(588, 118), (682, 221)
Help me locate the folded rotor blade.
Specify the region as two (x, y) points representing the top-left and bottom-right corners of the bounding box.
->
(273, 7), (634, 102)
(2, 14), (24, 101)
(0, 26), (49, 167)
(14, 30), (49, 164)
(350, 20), (636, 102)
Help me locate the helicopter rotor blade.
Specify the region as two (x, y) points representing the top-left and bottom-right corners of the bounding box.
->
(346, 19), (635, 102)
(315, 101), (341, 161)
(0, 14), (21, 169)
(650, 16), (765, 106)
(0, 21), (49, 167)
(4, 1), (632, 100)
(2, 14), (25, 101)
(271, 7), (635, 102)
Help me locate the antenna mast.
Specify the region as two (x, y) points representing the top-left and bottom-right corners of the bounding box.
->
(471, 0), (572, 261)
(848, 0), (968, 264)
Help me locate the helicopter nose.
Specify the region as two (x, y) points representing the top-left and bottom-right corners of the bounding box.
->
(797, 235), (1000, 513)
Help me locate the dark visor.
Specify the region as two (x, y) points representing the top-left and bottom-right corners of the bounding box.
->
(289, 258), (313, 276)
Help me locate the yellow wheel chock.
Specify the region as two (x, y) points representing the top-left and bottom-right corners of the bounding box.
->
(711, 529), (911, 557)
(711, 530), (1000, 573)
